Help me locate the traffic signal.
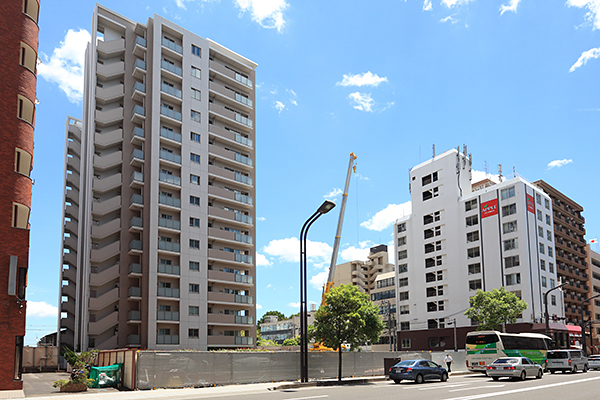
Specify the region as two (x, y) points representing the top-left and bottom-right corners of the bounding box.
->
(552, 315), (558, 322)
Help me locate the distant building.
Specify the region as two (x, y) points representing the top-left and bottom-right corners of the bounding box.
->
(394, 148), (566, 351)
(587, 246), (600, 353)
(260, 308), (315, 344)
(0, 0), (40, 391)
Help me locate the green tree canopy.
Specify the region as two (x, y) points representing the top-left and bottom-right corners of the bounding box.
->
(464, 287), (528, 331)
(257, 310), (286, 329)
(311, 284), (383, 381)
(282, 336), (300, 346)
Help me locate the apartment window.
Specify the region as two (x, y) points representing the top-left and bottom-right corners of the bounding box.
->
(190, 217), (200, 228)
(467, 247), (480, 259)
(12, 203), (30, 229)
(468, 263), (481, 275)
(550, 278), (555, 289)
(189, 328), (199, 338)
(191, 175), (200, 185)
(506, 273), (521, 286)
(547, 230), (552, 241)
(191, 88), (201, 101)
(398, 263), (408, 273)
(398, 236), (406, 246)
(399, 291), (409, 301)
(469, 279), (482, 291)
(545, 198), (550, 209)
(436, 255), (442, 266)
(466, 215), (478, 227)
(548, 246), (553, 257)
(189, 306), (199, 316)
(421, 172), (438, 186)
(501, 186), (515, 200)
(467, 231), (479, 243)
(14, 149), (32, 177)
(399, 305), (409, 315)
(397, 222), (406, 233)
(541, 276), (547, 288)
(20, 42), (37, 73)
(22, 0), (39, 23)
(549, 262), (554, 273)
(398, 250), (408, 260)
(546, 214), (551, 225)
(503, 221), (517, 234)
(504, 238), (518, 251)
(190, 239), (200, 249)
(422, 186), (439, 201)
(426, 287), (437, 297)
(551, 295), (556, 306)
(426, 272), (437, 283)
(192, 44), (201, 57)
(17, 95), (35, 125)
(505, 255), (520, 268)
(398, 277), (408, 287)
(537, 209), (543, 221)
(539, 243), (545, 254)
(191, 110), (201, 123)
(191, 66), (201, 79)
(189, 283), (200, 293)
(465, 199), (477, 211)
(189, 261), (200, 271)
(427, 302), (438, 312)
(400, 322), (410, 331)
(536, 193), (541, 205)
(190, 153), (200, 164)
(538, 226), (544, 237)
(191, 132), (201, 143)
(190, 196), (200, 206)
(502, 204), (517, 217)
(540, 259), (546, 270)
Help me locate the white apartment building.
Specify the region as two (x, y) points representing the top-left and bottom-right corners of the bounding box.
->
(58, 5), (256, 351)
(394, 148), (565, 351)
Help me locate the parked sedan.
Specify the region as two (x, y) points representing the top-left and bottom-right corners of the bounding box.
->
(588, 355), (600, 370)
(389, 359), (448, 384)
(486, 357), (543, 381)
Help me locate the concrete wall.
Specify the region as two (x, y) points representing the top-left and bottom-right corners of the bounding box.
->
(22, 347), (59, 372)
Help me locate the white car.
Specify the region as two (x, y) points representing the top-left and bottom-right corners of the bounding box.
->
(588, 355), (600, 370)
(486, 357), (543, 381)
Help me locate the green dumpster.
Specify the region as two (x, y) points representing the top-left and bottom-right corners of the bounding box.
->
(89, 363), (122, 388)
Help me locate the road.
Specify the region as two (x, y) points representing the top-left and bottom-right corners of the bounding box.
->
(23, 370), (600, 400)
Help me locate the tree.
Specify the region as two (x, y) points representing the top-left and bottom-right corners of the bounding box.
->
(282, 336), (300, 346)
(464, 287), (528, 331)
(311, 284), (383, 381)
(257, 310), (286, 329)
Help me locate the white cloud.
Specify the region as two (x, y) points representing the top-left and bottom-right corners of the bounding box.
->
(547, 159), (573, 169)
(257, 252), (272, 267)
(266, 284), (272, 288)
(289, 302), (300, 308)
(257, 216), (266, 221)
(337, 72), (388, 87)
(324, 188), (343, 201)
(340, 244), (371, 262)
(27, 301), (58, 318)
(234, 0), (289, 32)
(442, 0), (475, 7)
(256, 304), (263, 310)
(360, 202), (412, 232)
(567, 0), (600, 30)
(275, 101), (285, 113)
(38, 29), (91, 103)
(309, 270), (329, 290)
(348, 92), (375, 112)
(440, 15), (458, 24)
(423, 0), (433, 11)
(262, 237), (332, 265)
(471, 169), (501, 184)
(569, 47), (600, 72)
(500, 0), (521, 15)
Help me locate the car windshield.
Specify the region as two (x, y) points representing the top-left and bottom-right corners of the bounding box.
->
(547, 351), (569, 359)
(395, 360), (417, 367)
(492, 358), (518, 364)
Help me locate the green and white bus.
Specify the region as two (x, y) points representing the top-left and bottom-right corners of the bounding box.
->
(466, 330), (553, 373)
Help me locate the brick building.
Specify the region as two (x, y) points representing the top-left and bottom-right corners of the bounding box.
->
(0, 0), (40, 391)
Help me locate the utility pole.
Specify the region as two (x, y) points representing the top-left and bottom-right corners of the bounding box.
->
(544, 281), (568, 340)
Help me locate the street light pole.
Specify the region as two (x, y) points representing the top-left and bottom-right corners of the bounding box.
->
(579, 293), (600, 355)
(544, 281), (568, 339)
(299, 200), (335, 383)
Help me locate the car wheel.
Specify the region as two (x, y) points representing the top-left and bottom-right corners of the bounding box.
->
(520, 371), (526, 381)
(536, 369), (543, 379)
(492, 377), (499, 381)
(441, 372), (448, 382)
(393, 379), (401, 384)
(572, 366), (577, 374)
(583, 365), (588, 373)
(415, 374), (424, 384)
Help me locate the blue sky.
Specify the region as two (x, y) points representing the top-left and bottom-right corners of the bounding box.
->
(26, 0), (600, 345)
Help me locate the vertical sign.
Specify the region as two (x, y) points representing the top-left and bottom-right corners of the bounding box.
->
(527, 194), (535, 213)
(481, 199), (498, 218)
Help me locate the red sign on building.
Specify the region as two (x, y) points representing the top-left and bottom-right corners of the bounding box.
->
(481, 199), (498, 218)
(527, 194), (535, 213)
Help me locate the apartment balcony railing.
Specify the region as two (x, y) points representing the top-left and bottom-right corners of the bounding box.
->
(156, 334), (179, 345)
(234, 152), (253, 166)
(129, 240), (142, 251)
(234, 93), (253, 108)
(131, 149), (144, 163)
(134, 58), (146, 71)
(235, 133), (253, 148)
(159, 149), (181, 164)
(235, 294), (253, 304)
(160, 127), (181, 143)
(161, 83), (182, 99)
(158, 194), (181, 208)
(235, 233), (253, 245)
(158, 241), (180, 253)
(129, 216), (143, 229)
(159, 172), (180, 186)
(235, 315), (254, 325)
(128, 263), (142, 275)
(235, 254), (253, 264)
(131, 127), (144, 142)
(235, 213), (253, 225)
(161, 60), (182, 76)
(157, 311), (180, 321)
(235, 172), (253, 186)
(130, 171), (144, 185)
(158, 217), (181, 230)
(157, 287), (180, 298)
(234, 113), (253, 128)
(236, 336), (253, 345)
(236, 274), (253, 284)
(235, 73), (252, 88)
(235, 192), (253, 205)
(127, 334), (141, 345)
(130, 193), (143, 207)
(162, 37), (182, 54)
(128, 310), (141, 321)
(158, 264), (180, 275)
(160, 106), (182, 121)
(128, 286), (142, 298)
(135, 36), (146, 47)
(133, 81), (145, 94)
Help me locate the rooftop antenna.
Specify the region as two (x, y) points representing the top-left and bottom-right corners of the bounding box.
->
(484, 161), (489, 177)
(433, 144), (435, 158)
(498, 164), (503, 182)
(513, 165), (516, 178)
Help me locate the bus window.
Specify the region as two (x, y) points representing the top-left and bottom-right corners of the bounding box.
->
(466, 334), (499, 345)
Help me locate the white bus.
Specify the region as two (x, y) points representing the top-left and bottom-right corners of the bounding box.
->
(466, 331), (553, 373)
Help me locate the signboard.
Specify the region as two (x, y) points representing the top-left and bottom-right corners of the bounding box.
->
(481, 199), (498, 218)
(527, 194), (535, 213)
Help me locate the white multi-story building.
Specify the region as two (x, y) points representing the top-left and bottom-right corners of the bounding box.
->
(394, 148), (565, 351)
(58, 5), (257, 351)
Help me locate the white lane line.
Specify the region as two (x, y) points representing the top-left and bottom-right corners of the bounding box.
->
(284, 396), (329, 400)
(449, 385), (505, 392)
(442, 375), (600, 400)
(399, 383), (471, 390)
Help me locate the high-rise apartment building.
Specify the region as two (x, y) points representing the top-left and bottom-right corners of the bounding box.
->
(58, 5), (256, 352)
(394, 149), (565, 351)
(533, 181), (588, 326)
(586, 246), (600, 353)
(0, 0), (40, 391)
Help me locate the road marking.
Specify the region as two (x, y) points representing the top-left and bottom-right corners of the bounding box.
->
(398, 383), (471, 390)
(449, 385), (505, 392)
(442, 375), (600, 400)
(284, 396), (329, 400)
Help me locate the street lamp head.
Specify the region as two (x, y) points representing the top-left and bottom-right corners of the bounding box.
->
(317, 200), (336, 215)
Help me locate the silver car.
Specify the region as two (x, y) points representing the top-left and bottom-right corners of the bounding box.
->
(587, 355), (600, 370)
(486, 357), (543, 381)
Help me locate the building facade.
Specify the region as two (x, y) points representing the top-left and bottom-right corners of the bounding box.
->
(58, 5), (256, 352)
(394, 148), (565, 351)
(259, 310), (315, 344)
(0, 0), (40, 391)
(587, 246), (600, 353)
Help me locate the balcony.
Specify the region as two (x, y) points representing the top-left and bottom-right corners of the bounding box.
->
(208, 270), (253, 285)
(96, 61), (125, 80)
(161, 60), (182, 77)
(208, 206), (253, 226)
(131, 127), (145, 144)
(127, 334), (141, 346)
(209, 103), (252, 131)
(156, 335), (179, 345)
(128, 286), (142, 299)
(128, 263), (142, 276)
(95, 128), (123, 148)
(97, 38), (125, 57)
(90, 241), (120, 263)
(157, 311), (179, 321)
(161, 83), (182, 99)
(207, 336), (254, 346)
(158, 194), (180, 209)
(209, 82), (253, 111)
(129, 216), (143, 232)
(160, 127), (181, 143)
(208, 125), (253, 149)
(208, 227), (253, 246)
(94, 151), (123, 170)
(160, 106), (182, 122)
(158, 264), (180, 275)
(132, 81), (145, 102)
(130, 149), (144, 166)
(207, 314), (254, 325)
(95, 107), (124, 126)
(133, 59), (146, 79)
(158, 217), (181, 231)
(209, 144), (253, 168)
(162, 37), (183, 54)
(208, 186), (253, 207)
(159, 149), (181, 165)
(209, 61), (253, 92)
(129, 240), (142, 254)
(208, 249), (253, 265)
(133, 36), (146, 57)
(130, 171), (144, 187)
(88, 264), (118, 287)
(159, 172), (180, 187)
(157, 287), (180, 298)
(207, 292), (253, 305)
(209, 165), (253, 187)
(127, 310), (141, 322)
(129, 193), (143, 209)
(91, 218), (121, 239)
(88, 287), (118, 310)
(158, 241), (180, 253)
(132, 105), (145, 124)
(89, 311), (118, 335)
(96, 84), (124, 104)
